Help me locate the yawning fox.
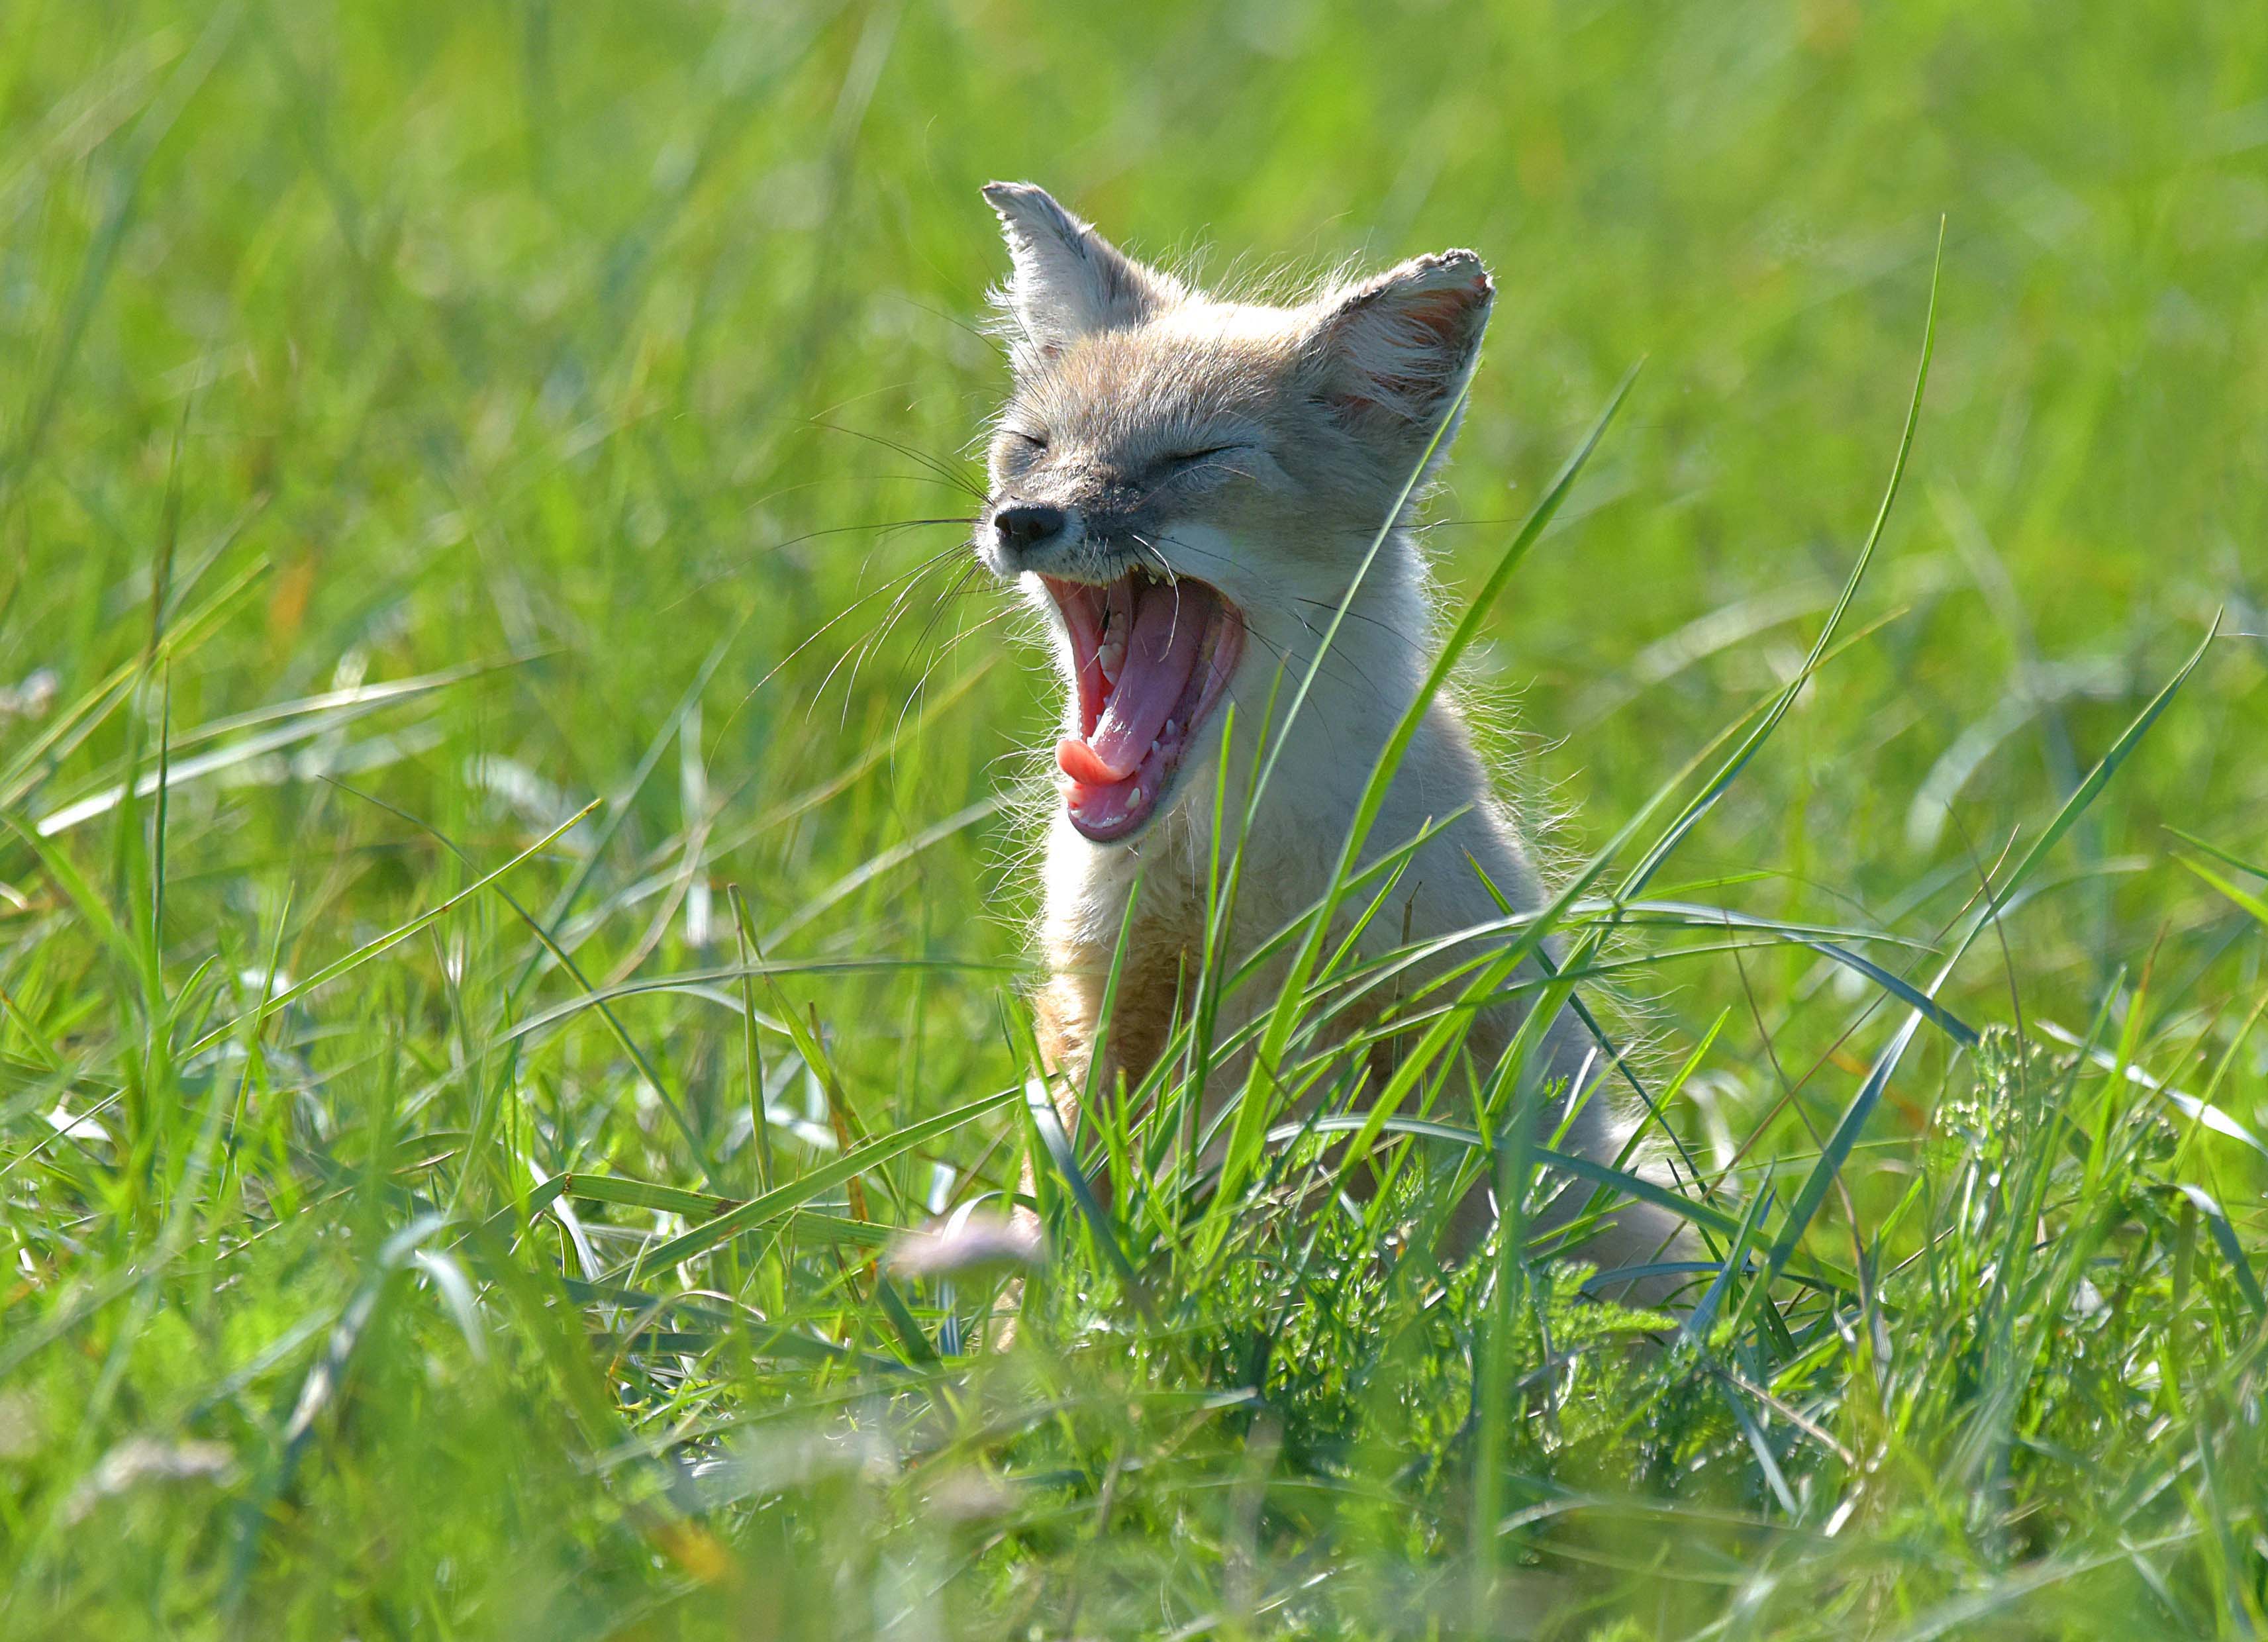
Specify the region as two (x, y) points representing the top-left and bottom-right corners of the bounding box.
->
(975, 181), (1686, 1296)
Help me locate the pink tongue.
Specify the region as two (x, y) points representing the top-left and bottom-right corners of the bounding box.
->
(1055, 580), (1204, 785)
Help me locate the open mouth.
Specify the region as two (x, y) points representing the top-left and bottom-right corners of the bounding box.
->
(1042, 567), (1244, 843)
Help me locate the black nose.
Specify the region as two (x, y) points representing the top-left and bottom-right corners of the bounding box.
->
(993, 503), (1066, 557)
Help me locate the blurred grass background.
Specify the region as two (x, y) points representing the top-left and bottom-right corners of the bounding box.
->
(7, 0), (2261, 996)
(2, 1), (2265, 1636)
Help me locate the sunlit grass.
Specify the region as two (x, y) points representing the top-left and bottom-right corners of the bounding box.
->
(2, 2), (2265, 1637)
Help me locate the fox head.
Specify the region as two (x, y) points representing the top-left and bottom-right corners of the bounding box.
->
(975, 181), (1494, 848)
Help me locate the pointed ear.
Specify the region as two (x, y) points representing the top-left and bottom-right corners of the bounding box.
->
(982, 181), (1184, 369)
(1306, 250), (1494, 455)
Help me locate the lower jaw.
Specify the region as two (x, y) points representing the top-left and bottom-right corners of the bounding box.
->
(1064, 755), (1186, 844)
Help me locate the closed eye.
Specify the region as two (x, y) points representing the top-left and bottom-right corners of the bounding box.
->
(1164, 444), (1242, 471)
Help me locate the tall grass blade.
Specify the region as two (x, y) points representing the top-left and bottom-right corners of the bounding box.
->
(1765, 614), (2217, 1286)
(1215, 366), (1640, 1220)
(601, 1085), (1017, 1280)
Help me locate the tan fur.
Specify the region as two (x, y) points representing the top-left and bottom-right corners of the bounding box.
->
(1034, 901), (1195, 1106)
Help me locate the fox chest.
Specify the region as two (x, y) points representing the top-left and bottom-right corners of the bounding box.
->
(1034, 889), (1204, 1091)
(1029, 853), (1354, 1104)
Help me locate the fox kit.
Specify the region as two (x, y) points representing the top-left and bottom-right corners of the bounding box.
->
(975, 182), (1684, 1294)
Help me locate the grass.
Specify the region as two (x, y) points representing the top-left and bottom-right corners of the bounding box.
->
(3, 1), (2266, 1636)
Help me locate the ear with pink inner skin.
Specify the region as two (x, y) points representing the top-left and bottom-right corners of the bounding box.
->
(982, 181), (1185, 371)
(1307, 250), (1495, 467)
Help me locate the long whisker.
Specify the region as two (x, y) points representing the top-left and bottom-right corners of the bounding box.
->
(815, 557), (956, 725)
(744, 473), (987, 509)
(751, 540), (975, 696)
(897, 581), (999, 743)
(658, 518), (975, 616)
(850, 516), (974, 592)
(912, 560), (987, 657)
(889, 293), (1014, 367)
(806, 420), (989, 503)
(833, 544), (996, 726)
(1140, 530), (1382, 702)
(1292, 594), (1426, 648)
(1282, 606), (1387, 702)
(1413, 514), (1530, 533)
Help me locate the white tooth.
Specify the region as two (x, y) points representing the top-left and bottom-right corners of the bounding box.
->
(1126, 787), (1142, 807)
(1162, 719), (1177, 739)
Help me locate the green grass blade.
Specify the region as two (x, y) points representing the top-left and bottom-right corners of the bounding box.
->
(1619, 224), (1944, 899)
(1765, 614), (2217, 1286)
(183, 798), (603, 1057)
(1215, 366), (1639, 1219)
(599, 1085), (1018, 1280)
(2173, 1184), (2266, 1318)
